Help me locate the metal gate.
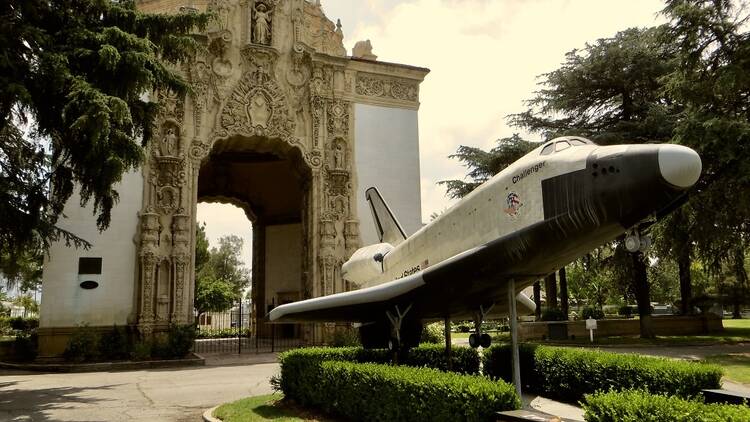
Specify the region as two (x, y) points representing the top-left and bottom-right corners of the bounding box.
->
(193, 298), (322, 354)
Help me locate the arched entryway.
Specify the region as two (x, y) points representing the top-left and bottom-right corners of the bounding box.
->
(197, 135), (311, 339)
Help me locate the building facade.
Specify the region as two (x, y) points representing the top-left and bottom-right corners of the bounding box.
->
(39, 0), (428, 356)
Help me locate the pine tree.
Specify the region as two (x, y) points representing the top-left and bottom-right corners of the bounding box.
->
(0, 0), (209, 270)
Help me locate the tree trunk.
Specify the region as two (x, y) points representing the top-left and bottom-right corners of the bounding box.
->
(678, 248), (693, 315)
(732, 248), (747, 319)
(533, 280), (542, 320)
(631, 252), (655, 338)
(559, 267), (569, 320)
(544, 273), (558, 309)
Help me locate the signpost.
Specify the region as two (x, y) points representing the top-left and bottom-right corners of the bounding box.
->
(586, 317), (597, 343)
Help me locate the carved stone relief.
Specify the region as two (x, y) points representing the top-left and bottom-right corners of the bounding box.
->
(356, 73), (419, 102)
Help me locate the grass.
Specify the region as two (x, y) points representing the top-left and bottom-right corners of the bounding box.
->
(213, 393), (337, 422)
(703, 353), (750, 385)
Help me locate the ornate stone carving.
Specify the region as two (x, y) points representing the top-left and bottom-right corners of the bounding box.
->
(157, 89), (185, 124)
(298, 1), (346, 57)
(216, 53), (296, 144)
(356, 73), (419, 102)
(352, 40), (377, 61)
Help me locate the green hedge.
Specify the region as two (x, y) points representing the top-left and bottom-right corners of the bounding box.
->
(308, 361), (519, 421)
(279, 345), (480, 403)
(482, 344), (722, 402)
(584, 390), (750, 422)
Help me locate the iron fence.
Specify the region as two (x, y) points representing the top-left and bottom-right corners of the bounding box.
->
(193, 300), (326, 354)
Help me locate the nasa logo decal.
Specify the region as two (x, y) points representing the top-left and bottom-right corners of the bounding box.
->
(504, 192), (523, 217)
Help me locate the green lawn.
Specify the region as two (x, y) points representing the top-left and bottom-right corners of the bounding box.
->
(213, 393), (337, 422)
(703, 353), (750, 384)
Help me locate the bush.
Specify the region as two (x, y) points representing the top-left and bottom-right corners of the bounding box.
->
(131, 340), (152, 361)
(279, 345), (481, 399)
(583, 390), (750, 422)
(420, 322), (445, 344)
(98, 325), (132, 361)
(195, 327), (248, 339)
(618, 305), (634, 318)
(152, 324), (195, 359)
(63, 325), (100, 363)
(582, 307), (605, 320)
(541, 308), (567, 321)
(331, 326), (361, 347)
(482, 344), (722, 403)
(405, 343), (480, 374)
(8, 316), (39, 332)
(13, 330), (38, 361)
(314, 361), (520, 421)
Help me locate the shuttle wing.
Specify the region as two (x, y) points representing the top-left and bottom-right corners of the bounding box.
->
(268, 225), (540, 323)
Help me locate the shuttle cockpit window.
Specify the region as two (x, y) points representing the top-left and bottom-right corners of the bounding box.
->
(540, 143), (555, 155)
(555, 140), (571, 152)
(540, 137), (596, 155)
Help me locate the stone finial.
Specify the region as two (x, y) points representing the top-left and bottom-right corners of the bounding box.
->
(352, 39), (377, 61)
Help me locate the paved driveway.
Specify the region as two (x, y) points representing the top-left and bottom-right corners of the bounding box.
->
(0, 354), (279, 422)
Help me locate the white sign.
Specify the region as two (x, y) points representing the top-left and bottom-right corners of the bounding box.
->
(585, 318), (597, 330)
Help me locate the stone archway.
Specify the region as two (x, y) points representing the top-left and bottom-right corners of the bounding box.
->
(196, 135), (312, 337)
(135, 0), (361, 339)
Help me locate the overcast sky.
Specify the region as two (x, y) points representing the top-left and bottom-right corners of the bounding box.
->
(197, 0), (667, 264)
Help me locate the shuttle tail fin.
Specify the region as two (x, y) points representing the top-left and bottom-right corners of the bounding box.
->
(366, 187), (407, 246)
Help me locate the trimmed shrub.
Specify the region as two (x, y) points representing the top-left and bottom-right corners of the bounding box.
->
(195, 327), (249, 339)
(582, 307), (605, 320)
(482, 344), (722, 403)
(583, 390), (750, 422)
(279, 345), (481, 400)
(541, 308), (567, 321)
(315, 361), (520, 422)
(420, 322), (445, 344)
(405, 343), (480, 374)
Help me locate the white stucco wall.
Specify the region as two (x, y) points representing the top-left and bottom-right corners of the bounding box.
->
(354, 103), (422, 245)
(40, 170), (143, 328)
(265, 223), (302, 306)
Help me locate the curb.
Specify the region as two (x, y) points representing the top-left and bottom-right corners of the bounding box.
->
(0, 354), (205, 373)
(202, 406), (221, 422)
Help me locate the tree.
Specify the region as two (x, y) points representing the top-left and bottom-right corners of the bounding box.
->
(509, 26), (680, 337)
(1, 247), (43, 292)
(13, 294), (39, 318)
(660, 0), (750, 318)
(0, 1), (209, 269)
(439, 134), (537, 199)
(194, 274), (236, 318)
(203, 235), (250, 297)
(195, 223), (210, 274)
(194, 233), (250, 318)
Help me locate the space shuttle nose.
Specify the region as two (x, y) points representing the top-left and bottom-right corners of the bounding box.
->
(658, 144), (702, 189)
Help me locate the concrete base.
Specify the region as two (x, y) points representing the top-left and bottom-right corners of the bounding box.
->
(519, 315), (723, 341)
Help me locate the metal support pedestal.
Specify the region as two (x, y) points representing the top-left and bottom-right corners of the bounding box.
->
(508, 279), (522, 399)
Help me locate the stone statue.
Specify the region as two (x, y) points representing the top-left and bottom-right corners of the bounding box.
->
(352, 40), (377, 61)
(254, 5), (271, 45)
(160, 127), (178, 156)
(334, 144), (345, 169)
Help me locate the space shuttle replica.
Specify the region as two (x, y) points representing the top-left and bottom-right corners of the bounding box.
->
(270, 136), (702, 350)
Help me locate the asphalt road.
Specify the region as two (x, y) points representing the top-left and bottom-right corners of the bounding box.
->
(0, 354), (279, 422)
